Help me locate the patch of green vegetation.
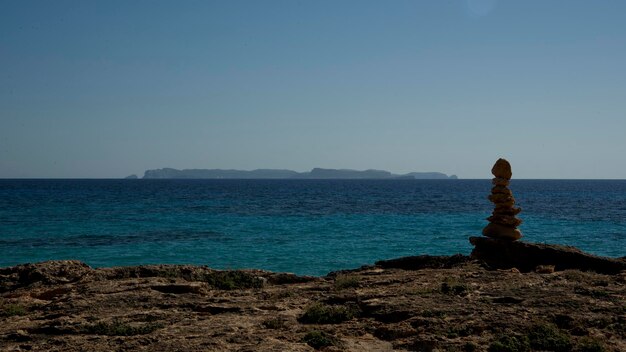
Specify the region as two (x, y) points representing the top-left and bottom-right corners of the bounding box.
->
(298, 302), (359, 324)
(302, 330), (341, 350)
(404, 287), (436, 296)
(575, 337), (607, 352)
(592, 279), (609, 287)
(588, 317), (612, 329)
(158, 268), (180, 278)
(463, 342), (478, 352)
(84, 319), (164, 336)
(333, 274), (360, 290)
(488, 334), (530, 352)
(561, 271), (592, 282)
(447, 324), (482, 338)
(421, 309), (446, 318)
(609, 315), (626, 338)
(552, 314), (575, 329)
(574, 286), (610, 298)
(527, 324), (572, 352)
(206, 271), (264, 290)
(1, 304), (26, 317)
(269, 289), (297, 299)
(441, 281), (468, 296)
(262, 317), (286, 329)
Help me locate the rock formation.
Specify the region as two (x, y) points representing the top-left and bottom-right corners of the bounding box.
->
(482, 158), (523, 240)
(2, 258), (626, 351)
(469, 236), (626, 274)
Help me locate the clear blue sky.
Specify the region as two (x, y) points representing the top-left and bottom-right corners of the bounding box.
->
(1, 0), (625, 178)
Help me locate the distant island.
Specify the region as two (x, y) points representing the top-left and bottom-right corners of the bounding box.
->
(136, 168), (458, 179)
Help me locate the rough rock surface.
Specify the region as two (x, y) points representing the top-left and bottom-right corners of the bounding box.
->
(2, 257), (625, 351)
(490, 159), (512, 179)
(470, 236), (626, 274)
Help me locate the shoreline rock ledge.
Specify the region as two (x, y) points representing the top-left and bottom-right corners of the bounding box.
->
(471, 158), (626, 274)
(470, 236), (626, 274)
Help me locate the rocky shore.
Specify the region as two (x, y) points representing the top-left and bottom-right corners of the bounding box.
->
(2, 160), (625, 351)
(1, 246), (625, 352)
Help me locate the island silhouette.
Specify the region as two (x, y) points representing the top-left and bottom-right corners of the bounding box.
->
(136, 168), (458, 180)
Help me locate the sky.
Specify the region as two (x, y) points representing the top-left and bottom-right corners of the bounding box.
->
(1, 0), (625, 179)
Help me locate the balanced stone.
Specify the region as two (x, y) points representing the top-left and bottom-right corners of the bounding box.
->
(490, 198), (515, 208)
(482, 223), (522, 241)
(491, 185), (512, 195)
(491, 158), (512, 179)
(488, 193), (514, 204)
(487, 215), (523, 227)
(482, 158), (523, 241)
(494, 206), (522, 216)
(492, 178), (510, 186)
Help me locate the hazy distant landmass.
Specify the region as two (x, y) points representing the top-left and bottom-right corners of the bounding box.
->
(139, 168), (458, 179)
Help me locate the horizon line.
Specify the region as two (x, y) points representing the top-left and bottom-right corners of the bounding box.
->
(3, 177), (626, 181)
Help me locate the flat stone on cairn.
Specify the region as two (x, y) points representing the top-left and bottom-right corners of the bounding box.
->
(482, 158), (523, 240)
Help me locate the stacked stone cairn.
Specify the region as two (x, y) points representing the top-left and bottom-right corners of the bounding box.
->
(482, 158), (523, 240)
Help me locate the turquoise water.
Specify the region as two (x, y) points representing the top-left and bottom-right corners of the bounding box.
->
(1, 179), (625, 275)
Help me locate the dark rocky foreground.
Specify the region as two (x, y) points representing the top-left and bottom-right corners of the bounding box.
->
(470, 237), (626, 274)
(1, 246), (626, 351)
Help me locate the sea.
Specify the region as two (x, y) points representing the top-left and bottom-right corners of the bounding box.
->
(1, 179), (625, 276)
